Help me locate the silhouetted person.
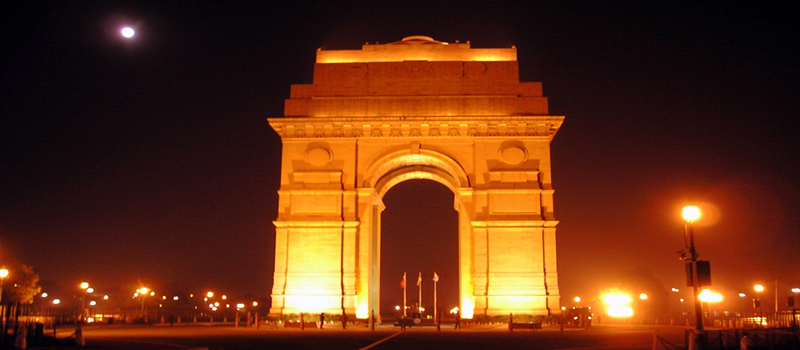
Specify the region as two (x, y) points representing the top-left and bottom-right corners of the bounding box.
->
(454, 311), (461, 329)
(319, 313), (325, 329)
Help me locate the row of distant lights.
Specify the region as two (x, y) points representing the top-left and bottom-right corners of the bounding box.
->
(43, 286), (257, 310)
(42, 292), (108, 306)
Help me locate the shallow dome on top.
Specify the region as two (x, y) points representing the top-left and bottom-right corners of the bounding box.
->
(395, 36), (448, 45)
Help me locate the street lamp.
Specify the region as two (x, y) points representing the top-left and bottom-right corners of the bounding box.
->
(680, 205), (707, 348)
(0, 268), (8, 303)
(754, 284), (764, 326)
(80, 282), (90, 321)
(738, 293), (746, 315)
(791, 288), (799, 330)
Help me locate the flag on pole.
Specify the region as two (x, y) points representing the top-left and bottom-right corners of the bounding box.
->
(433, 272), (439, 282)
(416, 272), (422, 286)
(400, 272), (406, 288)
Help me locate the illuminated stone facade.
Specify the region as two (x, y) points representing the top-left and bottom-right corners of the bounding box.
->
(268, 36), (563, 319)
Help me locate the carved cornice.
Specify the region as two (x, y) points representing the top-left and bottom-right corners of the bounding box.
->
(268, 115), (564, 139)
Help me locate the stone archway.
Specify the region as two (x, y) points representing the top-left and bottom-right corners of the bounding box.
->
(268, 36), (564, 319)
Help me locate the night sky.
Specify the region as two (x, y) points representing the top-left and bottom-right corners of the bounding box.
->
(2, 1), (798, 313)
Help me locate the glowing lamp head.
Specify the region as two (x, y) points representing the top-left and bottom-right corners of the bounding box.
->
(139, 287), (148, 294)
(80, 282), (89, 290)
(121, 27), (135, 38)
(574, 296), (581, 303)
(207, 291), (214, 298)
(86, 287), (94, 293)
(792, 288), (800, 293)
(682, 206), (701, 222)
(754, 284), (764, 292)
(0, 268), (8, 278)
(639, 293), (648, 300)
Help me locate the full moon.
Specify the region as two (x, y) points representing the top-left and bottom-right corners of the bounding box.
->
(121, 27), (135, 38)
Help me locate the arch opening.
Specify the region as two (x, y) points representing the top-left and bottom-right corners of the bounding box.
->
(379, 179), (459, 320)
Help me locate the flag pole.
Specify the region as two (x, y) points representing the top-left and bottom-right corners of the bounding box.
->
(418, 272), (423, 313)
(433, 272), (439, 323)
(403, 272), (407, 317)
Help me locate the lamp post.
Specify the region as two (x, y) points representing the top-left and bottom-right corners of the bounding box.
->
(681, 205), (706, 348)
(0, 268), (8, 303)
(738, 293), (746, 316)
(754, 284), (764, 326)
(791, 288), (799, 331)
(80, 282), (90, 321)
(0, 268), (8, 344)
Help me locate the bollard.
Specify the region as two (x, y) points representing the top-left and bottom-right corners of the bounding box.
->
(75, 322), (85, 347)
(509, 313), (513, 332)
(15, 324), (27, 349)
(301, 313), (305, 330)
(370, 310), (375, 331)
(247, 312), (252, 328)
(235, 311), (239, 328)
(255, 312), (259, 329)
(193, 316), (197, 323)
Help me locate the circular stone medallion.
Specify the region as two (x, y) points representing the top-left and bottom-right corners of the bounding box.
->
(500, 146), (527, 165)
(305, 147), (332, 166)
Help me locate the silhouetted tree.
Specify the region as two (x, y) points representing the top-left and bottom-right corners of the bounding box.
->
(1, 263), (42, 304)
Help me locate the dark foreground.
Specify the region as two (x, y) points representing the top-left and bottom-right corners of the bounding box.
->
(32, 323), (689, 350)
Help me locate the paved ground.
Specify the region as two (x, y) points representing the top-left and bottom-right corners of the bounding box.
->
(30, 322), (688, 350)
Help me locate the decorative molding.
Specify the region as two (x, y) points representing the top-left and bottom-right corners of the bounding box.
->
(268, 116), (564, 139)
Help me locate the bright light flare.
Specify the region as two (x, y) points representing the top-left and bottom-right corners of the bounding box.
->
(604, 293), (632, 306)
(603, 293), (634, 317)
(121, 27), (135, 38)
(80, 282), (89, 290)
(698, 289), (723, 302)
(607, 306), (633, 317)
(682, 206), (700, 222)
(0, 269), (8, 278)
(236, 303), (245, 309)
(53, 299), (61, 305)
(754, 285), (764, 292)
(639, 293), (648, 300)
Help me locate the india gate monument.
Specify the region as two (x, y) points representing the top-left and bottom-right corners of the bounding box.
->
(268, 36), (563, 320)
